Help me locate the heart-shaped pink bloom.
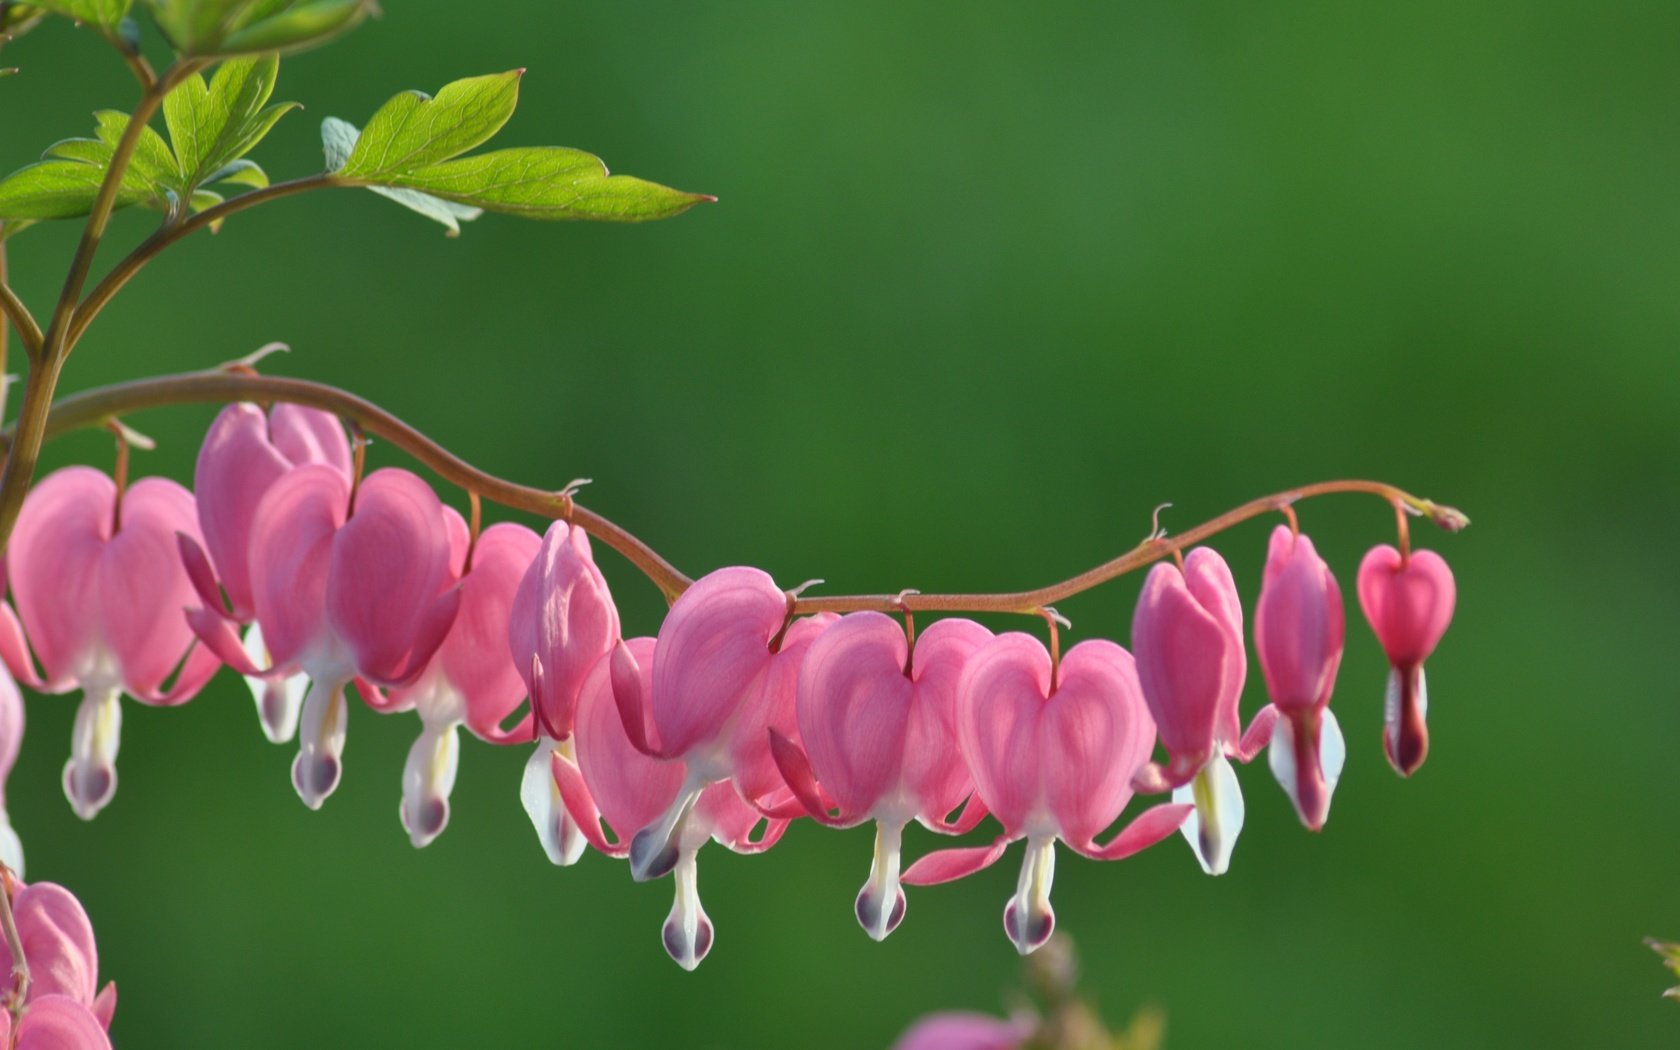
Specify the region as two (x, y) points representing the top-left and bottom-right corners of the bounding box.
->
(0, 660), (22, 874)
(192, 403), (350, 743)
(0, 881), (116, 1034)
(904, 633), (1190, 955)
(4, 468), (220, 819)
(1253, 525), (1346, 830)
(771, 612), (991, 940)
(505, 520), (619, 863)
(390, 522), (541, 847)
(890, 1012), (1029, 1050)
(554, 637), (787, 969)
(1357, 545), (1455, 777)
(191, 466), (460, 809)
(620, 567), (833, 883)
(1131, 547), (1271, 875)
(0, 995), (113, 1050)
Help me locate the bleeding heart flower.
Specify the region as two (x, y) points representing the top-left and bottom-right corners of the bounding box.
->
(192, 402), (351, 743)
(889, 1012), (1029, 1050)
(769, 612), (992, 940)
(1131, 548), (1275, 875)
(902, 633), (1190, 955)
(613, 567), (833, 884)
(1, 468), (220, 820)
(554, 636), (787, 969)
(506, 520), (619, 865)
(1357, 545), (1455, 777)
(0, 879), (117, 1037)
(0, 995), (113, 1050)
(389, 522), (541, 847)
(186, 466), (460, 809)
(0, 658), (22, 876)
(1253, 525), (1346, 830)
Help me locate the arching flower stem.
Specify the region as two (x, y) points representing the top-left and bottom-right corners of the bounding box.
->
(0, 368), (1469, 614)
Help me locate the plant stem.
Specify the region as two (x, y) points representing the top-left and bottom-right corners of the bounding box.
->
(0, 237), (39, 361)
(0, 867), (27, 1013)
(68, 175), (340, 349)
(0, 368), (1469, 613)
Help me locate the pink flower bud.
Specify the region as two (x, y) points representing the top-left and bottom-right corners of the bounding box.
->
(507, 520), (619, 742)
(1253, 525), (1345, 830)
(1357, 545), (1455, 776)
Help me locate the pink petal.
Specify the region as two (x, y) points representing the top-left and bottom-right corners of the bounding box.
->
(551, 742), (624, 857)
(1069, 801), (1193, 861)
(193, 404), (294, 621)
(0, 659), (22, 794)
(574, 637), (685, 842)
(767, 729), (848, 826)
(1182, 547), (1247, 746)
(507, 521), (619, 740)
(609, 640), (660, 758)
(0, 599), (48, 690)
(695, 782), (786, 854)
(1230, 703), (1279, 763)
(890, 1011), (1027, 1050)
(1039, 640), (1156, 846)
(1253, 526), (1344, 713)
(794, 612), (912, 817)
(901, 835), (1012, 886)
(649, 566), (785, 760)
(902, 617), (992, 828)
(91, 981), (116, 1030)
(184, 602), (263, 676)
(248, 465), (349, 673)
(727, 611), (838, 806)
(14, 995), (112, 1050)
(9, 882), (99, 1004)
(1131, 561), (1229, 783)
(267, 403), (352, 478)
(97, 477), (202, 697)
(955, 633), (1050, 836)
(1357, 545), (1456, 667)
(326, 469), (456, 684)
(9, 468), (113, 690)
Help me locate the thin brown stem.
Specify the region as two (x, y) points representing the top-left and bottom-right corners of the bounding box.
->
(0, 244), (40, 362)
(0, 369), (1469, 614)
(1394, 499), (1412, 564)
(68, 175), (340, 350)
(0, 866), (27, 1014)
(98, 26), (157, 91)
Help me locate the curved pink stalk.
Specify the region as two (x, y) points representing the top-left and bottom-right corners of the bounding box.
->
(1253, 525), (1346, 830)
(1357, 545), (1455, 777)
(390, 522), (541, 847)
(785, 612), (991, 940)
(6, 468), (218, 819)
(907, 632), (1188, 954)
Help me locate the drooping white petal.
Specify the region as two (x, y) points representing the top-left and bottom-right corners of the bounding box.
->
(855, 820), (908, 942)
(401, 719), (460, 848)
(627, 773), (704, 882)
(242, 623), (307, 744)
(520, 737), (587, 866)
(1172, 750), (1245, 876)
(63, 688), (122, 820)
(661, 850), (714, 971)
(1321, 706), (1347, 791)
(292, 678), (348, 810)
(1268, 708), (1347, 828)
(1003, 836), (1056, 956)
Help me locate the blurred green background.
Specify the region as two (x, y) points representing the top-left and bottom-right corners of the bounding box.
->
(2, 2), (1677, 1047)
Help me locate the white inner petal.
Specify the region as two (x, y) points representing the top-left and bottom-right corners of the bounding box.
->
(63, 687), (122, 821)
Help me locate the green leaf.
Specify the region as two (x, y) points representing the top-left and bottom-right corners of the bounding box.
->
(30, 0), (131, 29)
(340, 71), (523, 180)
(321, 116), (482, 236)
(92, 109), (177, 186)
(145, 0), (369, 57)
(163, 54), (296, 191)
(205, 157), (267, 189)
(0, 160), (149, 219)
(380, 147), (714, 223)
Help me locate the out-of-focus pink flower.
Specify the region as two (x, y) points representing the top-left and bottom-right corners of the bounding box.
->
(506, 520), (619, 865)
(192, 402), (351, 743)
(1358, 545), (1455, 777)
(0, 657), (23, 875)
(1131, 547), (1275, 874)
(390, 522), (541, 847)
(617, 567), (833, 884)
(186, 466), (460, 809)
(1253, 525), (1346, 830)
(770, 612), (991, 940)
(0, 880), (117, 1043)
(889, 1011), (1028, 1050)
(1, 468), (220, 819)
(555, 637), (787, 969)
(903, 633), (1189, 955)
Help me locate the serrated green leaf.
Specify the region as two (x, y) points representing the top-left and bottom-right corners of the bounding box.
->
(93, 109), (177, 185)
(379, 147), (713, 223)
(340, 71), (523, 180)
(163, 54), (295, 191)
(146, 0), (367, 57)
(0, 160), (149, 219)
(30, 0), (131, 29)
(320, 116), (482, 236)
